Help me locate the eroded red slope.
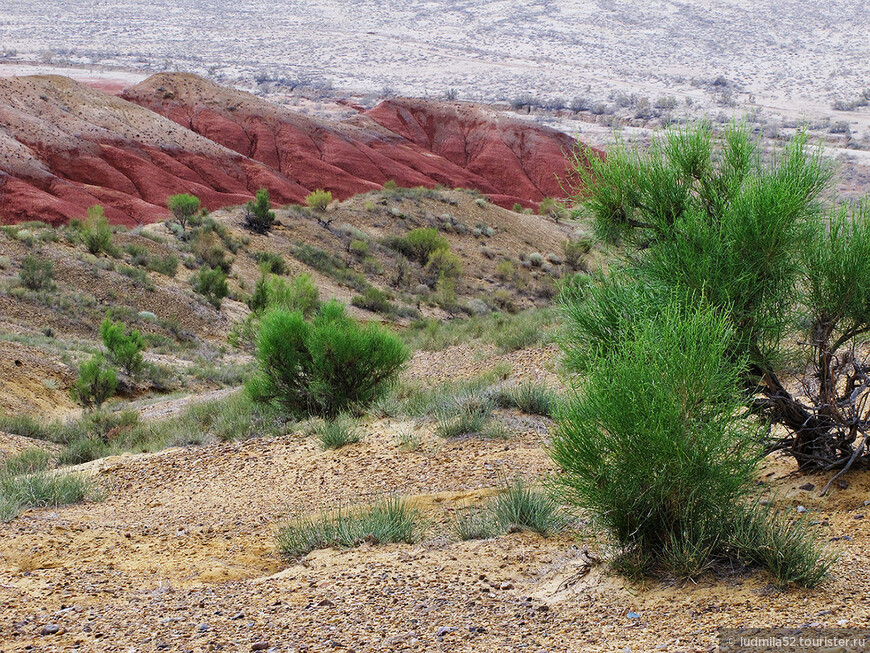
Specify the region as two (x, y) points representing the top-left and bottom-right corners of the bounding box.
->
(0, 73), (587, 226)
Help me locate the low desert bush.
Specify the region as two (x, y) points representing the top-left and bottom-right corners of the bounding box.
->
(72, 355), (118, 408)
(305, 188), (333, 212)
(451, 507), (499, 541)
(494, 382), (557, 417)
(191, 267), (229, 309)
(19, 254), (54, 291)
(276, 497), (423, 558)
(0, 469), (94, 522)
(351, 286), (395, 315)
(314, 415), (362, 450)
(490, 478), (568, 537)
(254, 251), (287, 275)
(82, 206), (114, 255)
(386, 228), (449, 264)
(247, 300), (410, 417)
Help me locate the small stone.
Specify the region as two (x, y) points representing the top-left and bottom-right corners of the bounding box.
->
(796, 505), (807, 513)
(837, 480), (849, 489)
(198, 623), (209, 633)
(499, 582), (514, 590)
(856, 514), (866, 519)
(838, 619), (849, 626)
(436, 627), (455, 637)
(627, 611), (641, 619)
(251, 643), (269, 652)
(799, 483), (815, 491)
(231, 612), (245, 620)
(317, 599), (334, 607)
(469, 626), (487, 634)
(40, 624), (60, 636)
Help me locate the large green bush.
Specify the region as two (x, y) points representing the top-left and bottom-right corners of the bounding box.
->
(82, 206), (113, 256)
(19, 254), (54, 291)
(556, 122), (839, 585)
(247, 300), (410, 417)
(243, 188), (276, 233)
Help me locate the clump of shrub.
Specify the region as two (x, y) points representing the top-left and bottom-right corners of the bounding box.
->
(351, 286), (395, 315)
(247, 300), (410, 417)
(253, 251), (286, 275)
(82, 206), (114, 255)
(19, 254), (54, 291)
(167, 193), (201, 231)
(562, 238), (593, 271)
(72, 354), (118, 408)
(425, 248), (463, 282)
(305, 188), (333, 212)
(490, 478), (568, 537)
(100, 317), (145, 376)
(192, 230), (232, 273)
(244, 188), (276, 233)
(386, 227), (449, 264)
(314, 415), (362, 450)
(0, 468), (94, 522)
(147, 255), (179, 277)
(248, 273), (320, 317)
(494, 382), (557, 417)
(192, 267), (229, 309)
(276, 496), (422, 558)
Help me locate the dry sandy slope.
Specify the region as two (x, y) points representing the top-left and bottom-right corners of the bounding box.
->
(1, 400), (869, 651)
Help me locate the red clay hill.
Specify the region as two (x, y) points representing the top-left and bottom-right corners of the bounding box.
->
(0, 73), (588, 226)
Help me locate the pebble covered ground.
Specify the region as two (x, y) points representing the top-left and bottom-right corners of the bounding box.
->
(2, 352), (870, 652)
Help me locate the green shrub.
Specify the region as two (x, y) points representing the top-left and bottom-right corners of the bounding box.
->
(117, 264), (153, 290)
(291, 243), (368, 292)
(388, 228), (449, 264)
(192, 267), (229, 309)
(451, 507), (499, 541)
(58, 437), (112, 466)
(249, 273), (320, 317)
(494, 382), (557, 417)
(351, 287), (395, 315)
(0, 470), (93, 522)
(147, 255), (179, 277)
(562, 238), (592, 271)
(100, 317), (145, 376)
(490, 479), (568, 537)
(244, 188), (276, 233)
(247, 300), (410, 417)
(349, 238), (369, 259)
(3, 449), (50, 476)
(192, 230), (232, 272)
(495, 259), (515, 281)
(305, 188), (333, 212)
(254, 251), (287, 275)
(167, 193), (201, 230)
(19, 254), (54, 291)
(72, 355), (118, 408)
(425, 248), (463, 281)
(433, 388), (506, 439)
(276, 497), (422, 558)
(512, 202), (524, 212)
(125, 243), (151, 266)
(82, 206), (113, 255)
(315, 415), (363, 450)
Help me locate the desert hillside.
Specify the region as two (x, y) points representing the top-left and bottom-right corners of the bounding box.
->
(0, 73), (587, 226)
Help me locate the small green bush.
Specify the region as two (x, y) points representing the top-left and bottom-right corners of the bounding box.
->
(0, 470), (93, 522)
(19, 254), (54, 291)
(562, 238), (592, 271)
(125, 243), (151, 266)
(167, 193), (201, 230)
(315, 415), (363, 450)
(72, 355), (118, 408)
(249, 273), (320, 317)
(388, 228), (449, 264)
(425, 248), (463, 281)
(3, 449), (50, 476)
(305, 189), (333, 212)
(351, 287), (395, 315)
(82, 206), (113, 255)
(254, 251), (287, 275)
(147, 255), (179, 277)
(276, 497), (422, 558)
(100, 317), (145, 376)
(58, 437), (112, 466)
(244, 188), (276, 233)
(192, 267), (229, 309)
(349, 239), (369, 259)
(451, 507), (499, 541)
(247, 300), (410, 417)
(490, 479), (567, 537)
(494, 382), (557, 417)
(192, 230), (232, 273)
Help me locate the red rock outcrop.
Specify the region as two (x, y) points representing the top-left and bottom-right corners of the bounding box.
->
(0, 73), (588, 226)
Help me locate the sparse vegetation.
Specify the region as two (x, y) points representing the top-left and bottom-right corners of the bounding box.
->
(82, 205), (114, 255)
(490, 478), (568, 537)
(276, 497), (423, 558)
(19, 254), (54, 291)
(315, 415), (363, 450)
(0, 469), (94, 522)
(100, 317), (145, 376)
(494, 381), (557, 417)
